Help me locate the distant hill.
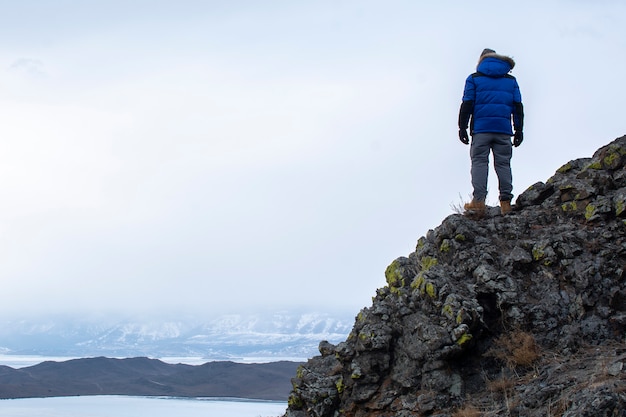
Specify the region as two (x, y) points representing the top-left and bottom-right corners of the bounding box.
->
(0, 357), (301, 401)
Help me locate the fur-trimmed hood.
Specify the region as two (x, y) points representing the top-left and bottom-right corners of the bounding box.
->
(476, 52), (515, 77)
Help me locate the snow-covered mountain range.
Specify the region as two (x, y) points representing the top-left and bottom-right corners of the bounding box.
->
(0, 311), (355, 361)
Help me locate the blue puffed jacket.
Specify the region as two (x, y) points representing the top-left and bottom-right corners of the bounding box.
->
(459, 53), (523, 136)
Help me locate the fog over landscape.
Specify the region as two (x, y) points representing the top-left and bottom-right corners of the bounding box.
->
(0, 1), (625, 324)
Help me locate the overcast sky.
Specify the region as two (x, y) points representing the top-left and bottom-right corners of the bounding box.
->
(0, 0), (624, 319)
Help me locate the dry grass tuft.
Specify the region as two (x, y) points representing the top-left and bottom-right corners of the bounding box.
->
(452, 403), (482, 417)
(451, 193), (474, 215)
(488, 330), (541, 369)
(486, 376), (515, 393)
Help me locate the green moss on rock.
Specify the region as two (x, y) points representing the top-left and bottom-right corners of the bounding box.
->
(421, 256), (438, 271)
(585, 203), (597, 220)
(425, 282), (436, 298)
(288, 394), (304, 409)
(557, 162), (572, 173)
(456, 333), (473, 346)
(598, 143), (626, 170)
(603, 150), (621, 169)
(456, 309), (464, 325)
(587, 160), (603, 170)
(385, 259), (404, 288)
(335, 377), (345, 394)
(411, 273), (425, 290)
(616, 199), (626, 217)
(561, 201), (578, 212)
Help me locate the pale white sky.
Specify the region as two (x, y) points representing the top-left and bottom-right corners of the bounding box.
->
(0, 0), (624, 317)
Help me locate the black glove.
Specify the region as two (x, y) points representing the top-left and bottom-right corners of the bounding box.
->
(513, 131), (524, 147)
(459, 129), (469, 145)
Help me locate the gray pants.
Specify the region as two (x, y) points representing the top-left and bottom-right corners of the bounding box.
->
(470, 133), (513, 202)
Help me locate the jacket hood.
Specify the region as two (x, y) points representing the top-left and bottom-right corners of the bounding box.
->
(476, 52), (515, 77)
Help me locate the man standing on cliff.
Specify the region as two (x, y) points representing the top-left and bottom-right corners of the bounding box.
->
(458, 48), (524, 215)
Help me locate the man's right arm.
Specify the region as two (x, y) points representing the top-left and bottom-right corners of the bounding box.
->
(458, 100), (474, 131)
(457, 100), (473, 145)
(513, 102), (524, 132)
(458, 76), (476, 144)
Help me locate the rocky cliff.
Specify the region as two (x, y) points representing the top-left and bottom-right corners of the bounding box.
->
(284, 136), (626, 416)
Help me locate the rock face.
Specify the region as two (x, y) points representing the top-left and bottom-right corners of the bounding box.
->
(284, 136), (626, 416)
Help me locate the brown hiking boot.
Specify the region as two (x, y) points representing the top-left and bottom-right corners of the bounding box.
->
(500, 200), (512, 215)
(464, 200), (486, 213)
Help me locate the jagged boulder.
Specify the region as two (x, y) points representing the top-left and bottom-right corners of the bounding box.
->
(284, 135), (626, 417)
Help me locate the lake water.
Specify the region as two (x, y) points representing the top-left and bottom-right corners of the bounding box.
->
(0, 396), (288, 417)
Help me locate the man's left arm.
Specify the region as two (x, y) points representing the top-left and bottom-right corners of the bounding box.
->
(513, 102), (524, 147)
(512, 81), (524, 147)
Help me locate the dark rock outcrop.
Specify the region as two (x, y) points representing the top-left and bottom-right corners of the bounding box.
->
(285, 136), (626, 416)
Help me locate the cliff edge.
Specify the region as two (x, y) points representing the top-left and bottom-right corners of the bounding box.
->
(284, 135), (626, 416)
